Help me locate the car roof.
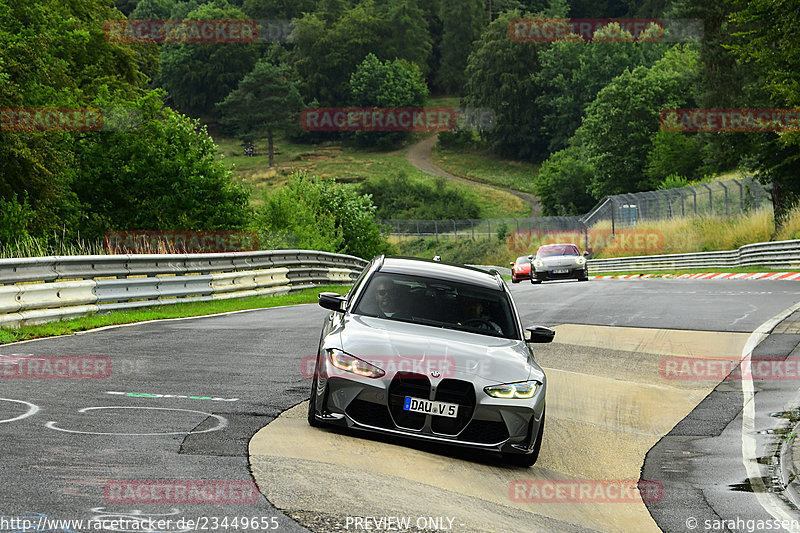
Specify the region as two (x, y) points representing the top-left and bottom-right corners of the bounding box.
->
(378, 256), (504, 290)
(538, 243), (578, 250)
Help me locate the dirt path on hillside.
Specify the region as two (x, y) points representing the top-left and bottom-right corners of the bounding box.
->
(406, 134), (541, 217)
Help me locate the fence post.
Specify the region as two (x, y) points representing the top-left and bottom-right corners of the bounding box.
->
(434, 220), (439, 242)
(611, 198), (616, 236)
(487, 220), (491, 241)
(453, 219), (457, 241)
(719, 181), (729, 217)
(470, 220), (474, 240)
(732, 179), (744, 211)
(703, 183), (713, 215)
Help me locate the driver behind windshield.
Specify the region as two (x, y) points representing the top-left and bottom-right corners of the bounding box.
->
(459, 295), (503, 335)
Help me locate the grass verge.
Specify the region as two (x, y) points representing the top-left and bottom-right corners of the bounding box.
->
(431, 144), (540, 194)
(216, 134), (528, 218)
(0, 285), (348, 345)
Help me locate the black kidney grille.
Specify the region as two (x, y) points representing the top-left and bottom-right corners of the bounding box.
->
(346, 399), (394, 430)
(388, 372), (430, 430)
(431, 379), (476, 435)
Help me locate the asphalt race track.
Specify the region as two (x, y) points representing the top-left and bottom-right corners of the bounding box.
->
(1, 279), (800, 532)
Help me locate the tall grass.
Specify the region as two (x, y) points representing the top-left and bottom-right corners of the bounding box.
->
(776, 204), (800, 241)
(0, 234), (106, 259)
(592, 208), (775, 257)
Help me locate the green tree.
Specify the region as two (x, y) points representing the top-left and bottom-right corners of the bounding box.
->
(130, 0), (175, 19)
(379, 0), (432, 77)
(72, 92), (250, 236)
(216, 60), (304, 167)
(727, 0), (800, 221)
(241, 0), (316, 20)
(644, 130), (704, 185)
(349, 53), (428, 147)
(292, 0), (432, 105)
(157, 0), (259, 116)
(435, 0), (485, 94)
(536, 24), (666, 153)
(0, 0), (146, 237)
(463, 10), (550, 160)
(533, 146), (596, 215)
(575, 46), (701, 197)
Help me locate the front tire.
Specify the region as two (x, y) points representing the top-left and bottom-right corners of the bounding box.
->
(307, 358), (327, 428)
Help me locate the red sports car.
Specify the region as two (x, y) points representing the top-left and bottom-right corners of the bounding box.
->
(509, 255), (532, 283)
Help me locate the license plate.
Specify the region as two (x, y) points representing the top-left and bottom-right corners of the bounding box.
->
(403, 397), (458, 418)
(553, 268), (569, 274)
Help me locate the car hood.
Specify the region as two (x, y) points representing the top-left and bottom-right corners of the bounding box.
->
(539, 256), (579, 268)
(334, 315), (539, 383)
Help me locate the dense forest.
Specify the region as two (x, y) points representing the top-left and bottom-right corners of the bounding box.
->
(1, 0), (798, 257)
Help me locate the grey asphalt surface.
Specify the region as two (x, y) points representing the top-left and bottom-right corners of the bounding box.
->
(0, 279), (799, 532)
(510, 278), (800, 332)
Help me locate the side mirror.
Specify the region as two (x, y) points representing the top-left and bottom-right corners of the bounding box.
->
(525, 326), (555, 343)
(527, 255), (534, 261)
(509, 262), (515, 267)
(583, 251), (589, 257)
(319, 292), (347, 312)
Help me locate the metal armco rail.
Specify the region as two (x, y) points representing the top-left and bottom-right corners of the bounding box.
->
(587, 239), (800, 273)
(0, 250), (368, 328)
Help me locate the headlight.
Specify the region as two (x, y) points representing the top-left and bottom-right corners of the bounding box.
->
(533, 259), (543, 269)
(484, 380), (540, 399)
(328, 349), (385, 378)
(576, 256), (586, 265)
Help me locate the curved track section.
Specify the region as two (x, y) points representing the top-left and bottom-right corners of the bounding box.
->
(0, 279), (798, 532)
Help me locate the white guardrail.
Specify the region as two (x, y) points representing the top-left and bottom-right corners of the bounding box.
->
(0, 250), (369, 328)
(587, 239), (800, 273)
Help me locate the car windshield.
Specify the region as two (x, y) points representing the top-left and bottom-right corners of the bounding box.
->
(353, 273), (519, 339)
(515, 256), (531, 264)
(537, 245), (579, 257)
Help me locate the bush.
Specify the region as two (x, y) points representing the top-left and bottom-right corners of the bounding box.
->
(359, 172), (481, 220)
(394, 237), (509, 266)
(0, 194), (34, 245)
(255, 172), (394, 259)
(437, 130), (476, 150)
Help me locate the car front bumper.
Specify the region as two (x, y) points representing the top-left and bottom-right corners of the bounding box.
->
(312, 365), (545, 455)
(533, 265), (588, 281)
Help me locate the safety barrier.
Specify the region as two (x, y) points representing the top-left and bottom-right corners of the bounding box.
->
(0, 250), (368, 328)
(587, 239), (800, 273)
